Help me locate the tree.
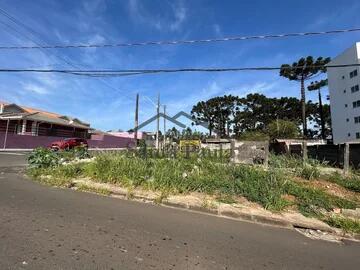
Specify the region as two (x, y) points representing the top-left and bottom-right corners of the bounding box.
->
(191, 95), (239, 137)
(308, 79), (328, 139)
(267, 120), (300, 139)
(191, 100), (216, 136)
(280, 56), (330, 137)
(166, 127), (180, 142)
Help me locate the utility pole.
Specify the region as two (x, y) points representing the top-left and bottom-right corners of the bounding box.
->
(156, 93), (160, 149)
(134, 93), (139, 148)
(163, 105), (166, 147)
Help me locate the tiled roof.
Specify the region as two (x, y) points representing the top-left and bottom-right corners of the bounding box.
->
(0, 101), (90, 129)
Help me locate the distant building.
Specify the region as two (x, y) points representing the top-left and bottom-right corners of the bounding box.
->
(327, 43), (360, 144)
(0, 102), (91, 139)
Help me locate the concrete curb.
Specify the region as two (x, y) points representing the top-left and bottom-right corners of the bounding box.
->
(71, 179), (359, 241)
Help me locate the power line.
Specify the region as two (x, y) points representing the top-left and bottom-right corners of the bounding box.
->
(0, 7), (151, 105)
(0, 28), (359, 50)
(0, 63), (358, 77)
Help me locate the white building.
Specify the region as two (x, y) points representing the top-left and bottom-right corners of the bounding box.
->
(328, 42), (360, 144)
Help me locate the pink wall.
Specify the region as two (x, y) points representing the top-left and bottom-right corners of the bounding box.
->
(108, 131), (146, 139)
(0, 133), (135, 149)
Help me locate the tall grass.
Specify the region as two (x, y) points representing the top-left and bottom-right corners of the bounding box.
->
(269, 154), (322, 180)
(285, 181), (357, 217)
(48, 152), (287, 210)
(324, 172), (360, 193)
(28, 151), (359, 216)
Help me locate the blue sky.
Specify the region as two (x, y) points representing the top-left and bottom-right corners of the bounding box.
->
(1, 0), (360, 132)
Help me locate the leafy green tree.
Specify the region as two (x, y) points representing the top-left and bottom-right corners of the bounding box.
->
(166, 127), (181, 142)
(181, 127), (193, 139)
(191, 95), (239, 137)
(308, 79), (328, 139)
(280, 56), (330, 137)
(191, 100), (216, 136)
(267, 120), (300, 139)
(236, 130), (269, 141)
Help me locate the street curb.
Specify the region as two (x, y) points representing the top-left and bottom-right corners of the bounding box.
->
(69, 179), (360, 240)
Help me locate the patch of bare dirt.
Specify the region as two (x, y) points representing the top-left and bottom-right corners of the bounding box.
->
(293, 177), (360, 202)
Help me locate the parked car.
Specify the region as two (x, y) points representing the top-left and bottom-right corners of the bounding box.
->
(50, 138), (88, 151)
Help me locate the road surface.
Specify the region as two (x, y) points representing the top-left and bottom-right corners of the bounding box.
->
(1, 153), (360, 269)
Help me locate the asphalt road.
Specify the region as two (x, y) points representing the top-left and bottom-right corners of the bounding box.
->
(0, 151), (28, 168)
(1, 154), (360, 269)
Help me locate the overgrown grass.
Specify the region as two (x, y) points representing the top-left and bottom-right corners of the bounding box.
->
(324, 172), (360, 193)
(285, 181), (357, 218)
(27, 163), (84, 187)
(325, 215), (360, 234)
(269, 154), (322, 180)
(28, 152), (287, 210)
(27, 151), (359, 224)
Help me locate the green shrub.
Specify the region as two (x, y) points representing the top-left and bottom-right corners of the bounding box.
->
(27, 147), (91, 168)
(237, 131), (269, 141)
(28, 147), (60, 168)
(297, 164), (320, 180)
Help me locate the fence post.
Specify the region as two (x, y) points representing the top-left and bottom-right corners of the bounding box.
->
(343, 143), (350, 175)
(302, 140), (308, 161)
(264, 141), (269, 168)
(185, 145), (190, 159)
(230, 139), (235, 163)
(219, 144), (223, 161)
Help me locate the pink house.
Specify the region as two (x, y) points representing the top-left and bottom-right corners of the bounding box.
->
(0, 102), (134, 149)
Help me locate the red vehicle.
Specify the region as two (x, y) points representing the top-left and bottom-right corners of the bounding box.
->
(50, 138), (88, 151)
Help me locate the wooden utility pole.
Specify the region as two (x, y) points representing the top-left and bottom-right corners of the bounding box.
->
(134, 93), (139, 148)
(156, 93), (160, 149)
(163, 105), (166, 147)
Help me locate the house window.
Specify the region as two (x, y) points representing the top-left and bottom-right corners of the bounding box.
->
(342, 75), (345, 79)
(345, 104), (348, 107)
(344, 89), (346, 93)
(357, 132), (360, 139)
(348, 133), (351, 137)
(350, 69), (358, 78)
(353, 100), (360, 108)
(355, 116), (360, 123)
(347, 118), (350, 122)
(351, 85), (359, 93)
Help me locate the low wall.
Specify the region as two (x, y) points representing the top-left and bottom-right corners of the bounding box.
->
(0, 133), (135, 149)
(308, 144), (360, 168)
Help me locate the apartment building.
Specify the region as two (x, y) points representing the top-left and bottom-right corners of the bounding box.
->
(328, 42), (360, 144)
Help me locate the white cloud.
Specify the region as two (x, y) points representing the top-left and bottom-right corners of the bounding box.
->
(169, 2), (187, 31)
(83, 0), (107, 14)
(22, 83), (48, 95)
(128, 0), (187, 32)
(213, 24), (222, 36)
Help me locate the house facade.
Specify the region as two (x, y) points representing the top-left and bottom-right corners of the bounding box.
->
(0, 102), (137, 150)
(0, 102), (91, 139)
(327, 42), (360, 144)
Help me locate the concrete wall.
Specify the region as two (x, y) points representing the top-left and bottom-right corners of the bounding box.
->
(0, 133), (135, 149)
(231, 140), (269, 165)
(328, 42), (360, 144)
